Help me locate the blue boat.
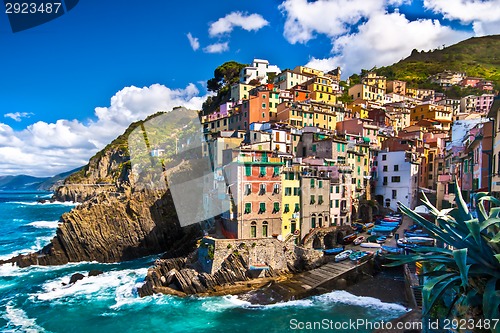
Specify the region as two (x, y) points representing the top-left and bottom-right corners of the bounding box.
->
(323, 247), (345, 255)
(404, 231), (429, 238)
(379, 222), (400, 227)
(381, 246), (403, 254)
(373, 226), (396, 232)
(376, 236), (387, 244)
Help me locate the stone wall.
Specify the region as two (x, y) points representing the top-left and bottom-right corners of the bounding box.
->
(198, 237), (323, 275)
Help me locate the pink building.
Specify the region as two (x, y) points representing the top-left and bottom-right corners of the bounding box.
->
(476, 94), (495, 113)
(336, 118), (378, 148)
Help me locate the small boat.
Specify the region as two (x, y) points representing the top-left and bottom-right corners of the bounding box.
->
(335, 249), (353, 262)
(364, 222), (374, 229)
(351, 224), (363, 232)
(353, 236), (365, 245)
(408, 224), (419, 231)
(342, 233), (358, 245)
(376, 236), (387, 244)
(397, 237), (434, 248)
(349, 251), (372, 262)
(373, 226), (396, 233)
(360, 242), (381, 248)
(381, 246), (403, 254)
(404, 231), (429, 238)
(323, 247), (345, 255)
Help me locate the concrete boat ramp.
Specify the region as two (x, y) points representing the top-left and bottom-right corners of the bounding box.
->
(239, 258), (374, 305)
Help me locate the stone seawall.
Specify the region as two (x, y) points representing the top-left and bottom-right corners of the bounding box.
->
(138, 237), (324, 297)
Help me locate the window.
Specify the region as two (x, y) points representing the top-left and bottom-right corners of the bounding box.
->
(391, 176), (401, 183)
(336, 186), (340, 193)
(335, 200), (339, 208)
(260, 166), (266, 176)
(318, 180), (323, 188)
(244, 203), (251, 214)
(245, 165), (252, 176)
(245, 183), (252, 195)
(383, 165), (387, 172)
(310, 195), (316, 204)
(273, 166), (280, 176)
(262, 222), (268, 237)
(394, 165), (399, 171)
(310, 178), (315, 188)
(294, 203), (300, 213)
(312, 144), (317, 152)
(318, 195), (324, 204)
(262, 103), (266, 109)
(382, 154), (387, 161)
(383, 176), (388, 185)
(259, 184), (266, 195)
(392, 190), (397, 199)
(250, 222), (257, 238)
(330, 200), (333, 208)
(259, 203), (266, 213)
(262, 94), (266, 99)
(273, 183), (280, 194)
(311, 215), (316, 228)
(284, 204), (290, 213)
(285, 187), (292, 196)
(273, 202), (280, 213)
(293, 187), (300, 196)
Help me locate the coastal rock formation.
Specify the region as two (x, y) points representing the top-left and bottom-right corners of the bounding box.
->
(138, 237), (324, 297)
(0, 112), (203, 268)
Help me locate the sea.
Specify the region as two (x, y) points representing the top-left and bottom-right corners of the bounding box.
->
(0, 191), (408, 333)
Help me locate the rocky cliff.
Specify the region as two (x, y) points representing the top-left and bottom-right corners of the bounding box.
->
(1, 111), (203, 267)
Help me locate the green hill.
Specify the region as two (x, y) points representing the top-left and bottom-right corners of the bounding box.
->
(375, 35), (500, 90)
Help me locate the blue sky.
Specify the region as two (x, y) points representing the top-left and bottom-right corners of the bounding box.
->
(0, 0), (499, 176)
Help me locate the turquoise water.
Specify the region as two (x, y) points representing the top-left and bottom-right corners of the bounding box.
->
(0, 191), (408, 333)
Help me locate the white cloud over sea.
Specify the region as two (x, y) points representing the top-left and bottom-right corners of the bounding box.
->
(278, 0), (493, 75)
(0, 84), (207, 177)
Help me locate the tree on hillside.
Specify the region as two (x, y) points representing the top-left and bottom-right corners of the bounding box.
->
(207, 61), (247, 93)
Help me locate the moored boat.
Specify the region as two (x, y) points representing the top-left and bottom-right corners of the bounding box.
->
(323, 247), (345, 255)
(334, 249), (353, 262)
(360, 242), (381, 248)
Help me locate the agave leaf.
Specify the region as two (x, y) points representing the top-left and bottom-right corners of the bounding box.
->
(475, 192), (489, 222)
(422, 274), (461, 316)
(495, 254), (500, 264)
(490, 232), (500, 243)
(420, 192), (440, 216)
(465, 219), (482, 245)
(454, 181), (472, 221)
(482, 277), (500, 321)
(480, 218), (500, 232)
(408, 246), (453, 255)
(488, 207), (500, 218)
(453, 248), (470, 287)
(478, 196), (500, 208)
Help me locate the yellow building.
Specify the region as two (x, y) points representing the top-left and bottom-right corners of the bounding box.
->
(294, 66), (324, 77)
(348, 84), (385, 103)
(230, 83), (254, 101)
(362, 72), (386, 91)
(281, 165), (301, 239)
(306, 76), (337, 105)
(411, 102), (452, 129)
(347, 101), (369, 119)
(276, 101), (337, 131)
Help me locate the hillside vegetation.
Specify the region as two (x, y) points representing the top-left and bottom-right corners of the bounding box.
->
(375, 35), (500, 90)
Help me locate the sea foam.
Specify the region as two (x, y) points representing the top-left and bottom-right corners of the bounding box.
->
(2, 303), (46, 333)
(25, 221), (60, 229)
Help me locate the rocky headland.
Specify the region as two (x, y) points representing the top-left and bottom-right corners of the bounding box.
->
(0, 112), (202, 268)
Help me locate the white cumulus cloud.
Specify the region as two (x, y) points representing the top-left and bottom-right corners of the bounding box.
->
(0, 84), (208, 177)
(423, 0), (500, 24)
(4, 112), (33, 122)
(208, 12), (269, 37)
(279, 0), (385, 44)
(187, 32), (200, 51)
(307, 12), (471, 75)
(203, 42), (229, 54)
(279, 0), (476, 76)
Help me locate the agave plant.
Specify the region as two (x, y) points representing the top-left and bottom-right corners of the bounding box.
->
(386, 183), (500, 327)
